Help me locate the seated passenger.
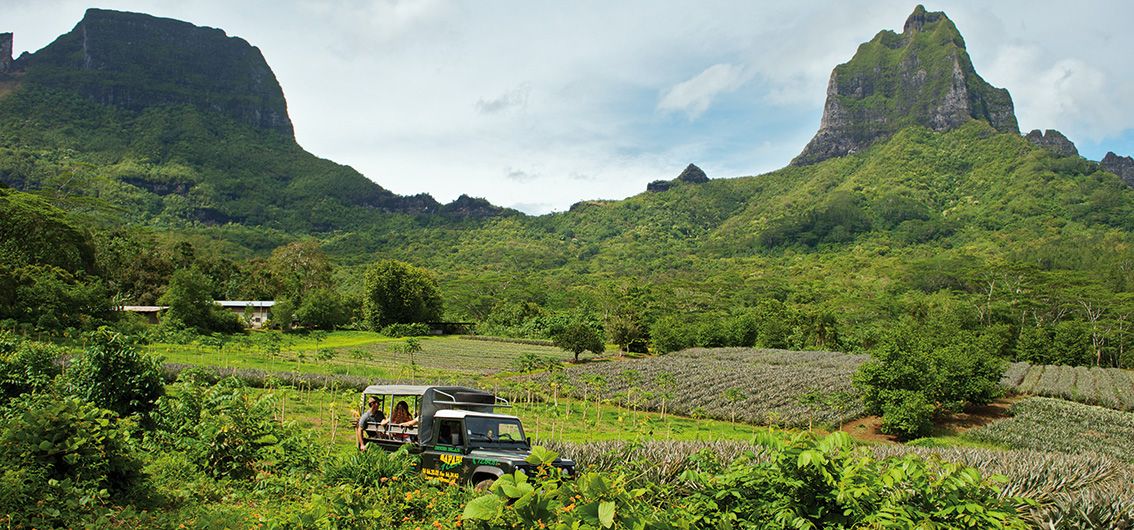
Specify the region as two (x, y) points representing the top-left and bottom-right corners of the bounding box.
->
(356, 397), (385, 451)
(384, 400), (419, 440)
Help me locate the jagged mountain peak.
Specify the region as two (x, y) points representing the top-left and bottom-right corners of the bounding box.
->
(15, 8), (293, 137)
(791, 5), (1018, 166)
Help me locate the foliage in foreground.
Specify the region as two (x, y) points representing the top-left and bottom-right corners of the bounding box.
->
(463, 432), (1029, 530)
(0, 394), (146, 529)
(65, 328), (165, 421)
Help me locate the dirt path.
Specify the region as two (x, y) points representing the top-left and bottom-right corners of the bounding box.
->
(841, 396), (1020, 443)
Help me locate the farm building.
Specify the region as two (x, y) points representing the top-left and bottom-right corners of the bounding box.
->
(120, 305), (166, 324)
(118, 301), (276, 328)
(216, 301), (275, 328)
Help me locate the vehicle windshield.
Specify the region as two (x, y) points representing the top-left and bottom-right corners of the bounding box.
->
(465, 416), (526, 448)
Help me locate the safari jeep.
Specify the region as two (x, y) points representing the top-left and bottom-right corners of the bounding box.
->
(357, 385), (575, 488)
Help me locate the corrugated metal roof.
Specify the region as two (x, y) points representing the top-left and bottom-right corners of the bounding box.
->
(120, 306), (168, 312)
(215, 300), (275, 308)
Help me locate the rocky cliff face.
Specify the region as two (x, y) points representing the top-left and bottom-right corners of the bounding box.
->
(647, 163), (709, 192)
(677, 163), (709, 183)
(1102, 152), (1134, 188)
(17, 9), (293, 136)
(0, 33), (12, 73)
(791, 5), (1018, 166)
(1025, 129), (1078, 157)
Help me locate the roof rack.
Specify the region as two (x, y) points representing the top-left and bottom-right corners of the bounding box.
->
(432, 388), (512, 409)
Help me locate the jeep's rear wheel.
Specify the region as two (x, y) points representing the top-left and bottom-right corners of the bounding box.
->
(473, 478), (495, 492)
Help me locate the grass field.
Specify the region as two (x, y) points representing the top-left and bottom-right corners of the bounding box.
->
(148, 332), (574, 382)
(267, 386), (761, 453)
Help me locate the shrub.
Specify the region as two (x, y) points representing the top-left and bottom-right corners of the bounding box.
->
(879, 390), (934, 439)
(380, 322), (431, 337)
(681, 431), (1029, 529)
(0, 337), (63, 400)
(66, 328), (164, 420)
(854, 322), (1005, 439)
(149, 375), (323, 480)
(0, 395), (146, 528)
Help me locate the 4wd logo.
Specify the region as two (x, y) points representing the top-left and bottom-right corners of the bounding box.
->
(439, 453), (463, 470)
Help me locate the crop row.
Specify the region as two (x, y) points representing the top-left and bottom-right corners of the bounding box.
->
(544, 438), (1134, 528)
(530, 348), (867, 428)
(1001, 362), (1134, 411)
(966, 397), (1134, 463)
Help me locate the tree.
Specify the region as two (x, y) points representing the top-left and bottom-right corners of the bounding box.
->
(853, 321), (1005, 440)
(295, 288), (349, 330)
(605, 313), (641, 354)
(266, 240), (333, 304)
(362, 260), (443, 330)
(553, 321), (605, 362)
(159, 268), (241, 333)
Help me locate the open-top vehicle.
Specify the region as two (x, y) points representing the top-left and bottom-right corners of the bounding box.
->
(357, 385), (575, 488)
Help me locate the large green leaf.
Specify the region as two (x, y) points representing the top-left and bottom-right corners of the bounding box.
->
(462, 494), (503, 521)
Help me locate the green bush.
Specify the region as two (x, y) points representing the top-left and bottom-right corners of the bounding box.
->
(0, 336), (62, 400)
(879, 390), (934, 439)
(854, 321), (1006, 438)
(149, 375), (322, 480)
(66, 328), (164, 420)
(380, 322), (431, 337)
(681, 431), (1029, 529)
(0, 395), (146, 528)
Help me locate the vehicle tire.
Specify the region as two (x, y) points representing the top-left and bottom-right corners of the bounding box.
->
(473, 478), (495, 492)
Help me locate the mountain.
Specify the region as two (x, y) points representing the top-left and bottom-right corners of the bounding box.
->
(0, 9), (509, 234)
(12, 8), (293, 136)
(3, 4), (1134, 347)
(792, 5), (1018, 166)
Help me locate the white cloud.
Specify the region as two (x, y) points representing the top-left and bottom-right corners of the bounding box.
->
(987, 44), (1130, 142)
(657, 63), (749, 119)
(504, 167), (538, 182)
(476, 84), (530, 115)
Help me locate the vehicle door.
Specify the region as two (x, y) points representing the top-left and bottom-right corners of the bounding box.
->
(420, 418), (468, 484)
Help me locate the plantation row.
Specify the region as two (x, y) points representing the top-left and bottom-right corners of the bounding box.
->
(543, 437), (1134, 528)
(1001, 362), (1134, 411)
(530, 348), (867, 428)
(967, 397), (1134, 463)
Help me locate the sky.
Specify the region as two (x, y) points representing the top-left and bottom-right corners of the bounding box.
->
(6, 1), (1134, 214)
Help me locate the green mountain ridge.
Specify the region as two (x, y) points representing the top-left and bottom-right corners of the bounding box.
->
(0, 8), (513, 232)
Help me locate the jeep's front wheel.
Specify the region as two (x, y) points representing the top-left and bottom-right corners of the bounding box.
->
(473, 478), (495, 492)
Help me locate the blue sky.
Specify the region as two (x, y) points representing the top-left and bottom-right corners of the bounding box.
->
(7, 1), (1134, 213)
